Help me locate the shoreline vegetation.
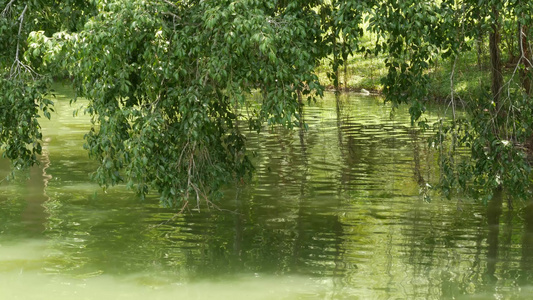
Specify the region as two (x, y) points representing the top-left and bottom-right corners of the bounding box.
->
(2, 1), (532, 206)
(315, 37), (493, 101)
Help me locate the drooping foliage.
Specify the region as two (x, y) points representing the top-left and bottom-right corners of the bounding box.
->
(0, 0), (95, 170)
(2, 0), (533, 207)
(425, 0), (533, 202)
(22, 0), (328, 207)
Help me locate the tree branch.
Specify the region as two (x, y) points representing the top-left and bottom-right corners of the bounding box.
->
(9, 4), (38, 79)
(14, 4), (27, 62)
(1, 0), (16, 17)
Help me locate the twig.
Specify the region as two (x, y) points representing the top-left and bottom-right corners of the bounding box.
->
(1, 0), (15, 17)
(161, 0), (179, 9)
(449, 55), (458, 123)
(160, 10), (180, 20)
(8, 5), (38, 79)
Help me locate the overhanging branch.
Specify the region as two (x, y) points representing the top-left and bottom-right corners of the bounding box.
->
(9, 4), (38, 79)
(1, 0), (16, 17)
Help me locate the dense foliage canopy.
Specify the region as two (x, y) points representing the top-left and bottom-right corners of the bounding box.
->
(1, 0), (532, 208)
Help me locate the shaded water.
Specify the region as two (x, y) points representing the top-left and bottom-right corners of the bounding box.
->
(1, 86), (533, 299)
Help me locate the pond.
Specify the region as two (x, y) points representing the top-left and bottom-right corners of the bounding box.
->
(1, 85), (532, 299)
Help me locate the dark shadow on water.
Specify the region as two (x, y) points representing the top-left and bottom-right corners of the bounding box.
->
(485, 187), (503, 283)
(520, 200), (533, 284)
(21, 145), (52, 236)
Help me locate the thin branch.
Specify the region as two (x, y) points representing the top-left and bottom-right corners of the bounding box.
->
(519, 26), (533, 69)
(8, 4), (38, 79)
(1, 0), (15, 17)
(14, 4), (27, 62)
(177, 141), (189, 167)
(160, 10), (180, 20)
(487, 28), (533, 140)
(161, 0), (179, 9)
(449, 55), (458, 123)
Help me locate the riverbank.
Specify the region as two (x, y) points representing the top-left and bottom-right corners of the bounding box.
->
(314, 44), (494, 101)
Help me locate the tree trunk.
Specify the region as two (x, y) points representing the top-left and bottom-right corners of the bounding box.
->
(476, 8), (484, 71)
(332, 33), (340, 93)
(489, 7), (503, 103)
(519, 23), (533, 158)
(297, 89), (304, 128)
(477, 37), (483, 71)
(344, 57), (348, 91)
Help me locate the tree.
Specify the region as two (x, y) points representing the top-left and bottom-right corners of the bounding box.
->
(2, 0), (533, 209)
(16, 0), (327, 209)
(1, 0), (96, 170)
(367, 0), (533, 202)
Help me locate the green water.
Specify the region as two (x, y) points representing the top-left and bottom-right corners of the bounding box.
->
(1, 86), (532, 299)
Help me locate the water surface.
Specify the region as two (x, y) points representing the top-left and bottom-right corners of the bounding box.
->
(1, 86), (532, 299)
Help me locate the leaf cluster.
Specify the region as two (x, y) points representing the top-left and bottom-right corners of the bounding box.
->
(21, 0), (327, 208)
